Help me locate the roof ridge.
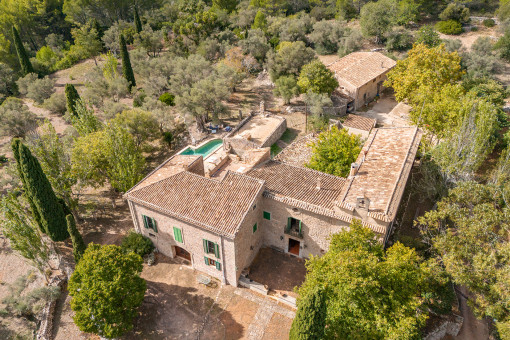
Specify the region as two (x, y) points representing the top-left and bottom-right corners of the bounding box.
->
(223, 170), (266, 185)
(263, 160), (347, 181)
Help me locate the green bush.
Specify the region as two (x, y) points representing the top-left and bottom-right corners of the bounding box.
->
(158, 92), (175, 106)
(120, 231), (154, 257)
(133, 91), (146, 107)
(435, 20), (463, 35)
(483, 19), (496, 27)
(385, 29), (414, 51)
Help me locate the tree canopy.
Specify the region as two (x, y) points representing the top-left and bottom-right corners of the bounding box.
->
(296, 220), (441, 339)
(297, 60), (339, 95)
(69, 244), (146, 338)
(306, 126), (362, 177)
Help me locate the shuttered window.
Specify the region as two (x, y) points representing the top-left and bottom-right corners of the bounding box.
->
(173, 227), (183, 243)
(253, 223), (257, 233)
(142, 215), (158, 232)
(203, 239), (220, 259)
(204, 256), (222, 271)
(263, 211), (271, 220)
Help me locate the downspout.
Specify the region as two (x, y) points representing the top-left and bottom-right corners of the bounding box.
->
(220, 236), (227, 285)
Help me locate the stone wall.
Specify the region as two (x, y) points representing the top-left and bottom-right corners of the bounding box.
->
(130, 203), (235, 284)
(36, 276), (67, 340)
(260, 116), (287, 148)
(233, 190), (265, 277)
(224, 137), (260, 156)
(259, 198), (350, 259)
(424, 315), (464, 340)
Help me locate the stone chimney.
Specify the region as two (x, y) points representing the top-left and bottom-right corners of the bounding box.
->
(259, 101), (265, 115)
(349, 163), (359, 177)
(316, 177), (321, 190)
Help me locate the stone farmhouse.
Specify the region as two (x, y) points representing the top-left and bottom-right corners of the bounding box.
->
(124, 113), (421, 286)
(324, 52), (397, 111)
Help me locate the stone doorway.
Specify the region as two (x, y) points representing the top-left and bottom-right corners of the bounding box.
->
(175, 246), (191, 261)
(288, 238), (300, 256)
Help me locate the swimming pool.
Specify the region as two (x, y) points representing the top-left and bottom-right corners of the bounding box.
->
(179, 139), (223, 158)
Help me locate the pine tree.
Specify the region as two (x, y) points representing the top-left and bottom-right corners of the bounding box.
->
(65, 84), (81, 117)
(289, 287), (327, 340)
(134, 7), (142, 34)
(11, 138), (69, 242)
(12, 26), (34, 75)
(66, 214), (86, 263)
(119, 34), (136, 91)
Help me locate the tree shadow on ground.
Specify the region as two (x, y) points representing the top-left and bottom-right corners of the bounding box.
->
(126, 281), (243, 340)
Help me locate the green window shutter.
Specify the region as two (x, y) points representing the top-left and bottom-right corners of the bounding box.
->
(173, 227), (182, 242)
(253, 223), (257, 233)
(152, 218), (158, 232)
(215, 261), (221, 271)
(203, 239), (208, 253)
(298, 220), (302, 233)
(214, 243), (220, 259)
(204, 256), (209, 265)
(263, 211), (271, 220)
(142, 215), (148, 228)
(287, 217), (291, 229)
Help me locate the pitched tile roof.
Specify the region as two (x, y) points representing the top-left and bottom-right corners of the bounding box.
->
(127, 154), (203, 192)
(338, 127), (422, 221)
(342, 114), (376, 132)
(247, 161), (346, 211)
(125, 171), (264, 238)
(325, 52), (396, 88)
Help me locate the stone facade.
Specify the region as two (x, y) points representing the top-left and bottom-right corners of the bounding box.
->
(260, 199), (350, 258)
(338, 72), (390, 110)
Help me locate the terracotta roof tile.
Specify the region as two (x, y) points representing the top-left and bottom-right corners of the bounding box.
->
(339, 127), (422, 221)
(125, 171), (264, 238)
(247, 161), (346, 211)
(325, 52), (396, 88)
(342, 114), (376, 132)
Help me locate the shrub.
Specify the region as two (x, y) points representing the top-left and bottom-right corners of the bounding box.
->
(17, 74), (55, 104)
(43, 92), (66, 115)
(133, 91), (146, 107)
(338, 30), (363, 57)
(121, 231), (154, 257)
(159, 92), (175, 106)
(435, 20), (463, 35)
(439, 3), (470, 23)
(415, 25), (441, 47)
(385, 29), (414, 51)
(0, 98), (38, 137)
(483, 19), (495, 27)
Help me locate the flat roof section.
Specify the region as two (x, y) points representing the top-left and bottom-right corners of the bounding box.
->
(234, 115), (284, 146)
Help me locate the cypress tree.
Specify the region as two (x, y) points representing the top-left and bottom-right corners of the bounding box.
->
(119, 34), (136, 91)
(134, 7), (142, 34)
(66, 214), (86, 263)
(289, 287), (327, 340)
(65, 84), (81, 117)
(11, 138), (69, 241)
(12, 26), (34, 75)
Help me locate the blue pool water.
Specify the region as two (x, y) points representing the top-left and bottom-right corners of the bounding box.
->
(180, 139), (223, 157)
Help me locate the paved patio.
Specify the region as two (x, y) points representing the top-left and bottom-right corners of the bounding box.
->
(247, 247), (307, 298)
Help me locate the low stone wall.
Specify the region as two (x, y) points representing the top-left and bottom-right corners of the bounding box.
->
(260, 116), (287, 148)
(37, 276), (67, 340)
(224, 112), (254, 139)
(224, 137), (260, 156)
(284, 105), (347, 116)
(424, 314), (464, 340)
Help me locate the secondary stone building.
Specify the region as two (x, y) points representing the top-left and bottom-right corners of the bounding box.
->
(125, 117), (421, 286)
(324, 52), (397, 111)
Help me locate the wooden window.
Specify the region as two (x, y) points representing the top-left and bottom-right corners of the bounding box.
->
(173, 227), (183, 243)
(253, 223), (257, 233)
(203, 239), (220, 259)
(142, 215), (158, 232)
(263, 211), (271, 220)
(204, 256), (222, 271)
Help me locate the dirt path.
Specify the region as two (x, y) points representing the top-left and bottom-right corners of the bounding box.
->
(438, 27), (500, 51)
(450, 286), (489, 340)
(23, 99), (70, 135)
